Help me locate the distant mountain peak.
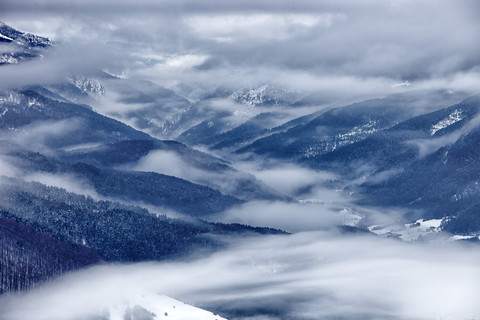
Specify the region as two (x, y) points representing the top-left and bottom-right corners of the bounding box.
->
(229, 84), (302, 107)
(67, 76), (106, 96)
(0, 21), (53, 65)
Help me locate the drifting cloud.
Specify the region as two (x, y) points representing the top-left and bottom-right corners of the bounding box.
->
(0, 42), (123, 90)
(238, 164), (336, 196)
(132, 149), (268, 200)
(9, 118), (84, 151)
(216, 200), (343, 232)
(134, 149), (191, 180)
(1, 232), (479, 320)
(0, 156), (19, 178)
(408, 114), (480, 158)
(2, 0), (480, 100)
(23, 172), (100, 199)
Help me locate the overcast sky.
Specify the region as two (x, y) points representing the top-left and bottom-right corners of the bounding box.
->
(2, 0), (480, 98)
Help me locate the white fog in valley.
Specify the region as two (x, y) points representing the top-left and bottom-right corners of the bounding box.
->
(1, 232), (480, 320)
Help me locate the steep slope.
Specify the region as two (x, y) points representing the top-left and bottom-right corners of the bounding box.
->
(237, 90), (466, 161)
(354, 96), (480, 234)
(0, 89), (151, 148)
(0, 21), (52, 65)
(109, 79), (193, 138)
(179, 112), (290, 151)
(306, 96), (478, 175)
(2, 146), (241, 216)
(177, 85), (312, 151)
(56, 139), (278, 201)
(0, 215), (103, 294)
(0, 88), (277, 201)
(286, 95), (480, 235)
(0, 176), (217, 262)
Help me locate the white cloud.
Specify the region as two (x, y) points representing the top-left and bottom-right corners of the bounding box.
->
(216, 200), (342, 232)
(243, 164), (336, 196)
(0, 156), (19, 178)
(164, 54), (210, 68)
(24, 172), (100, 199)
(1, 232), (479, 320)
(134, 149), (189, 179)
(184, 13), (344, 42)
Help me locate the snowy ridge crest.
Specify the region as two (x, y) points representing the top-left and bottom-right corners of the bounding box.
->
(229, 85), (301, 107)
(69, 77), (106, 96)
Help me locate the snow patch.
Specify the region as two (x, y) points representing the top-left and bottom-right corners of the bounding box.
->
(69, 77), (106, 95)
(368, 218), (443, 241)
(303, 120), (384, 158)
(0, 108), (8, 118)
(108, 293), (226, 320)
(0, 91), (22, 105)
(430, 109), (464, 135)
(0, 54), (19, 64)
(0, 33), (14, 41)
(450, 235), (478, 241)
(335, 120), (379, 149)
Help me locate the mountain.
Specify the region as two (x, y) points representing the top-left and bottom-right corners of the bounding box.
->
(0, 21), (52, 64)
(217, 90), (480, 236)
(0, 89), (151, 148)
(82, 80), (309, 153)
(98, 78), (194, 138)
(353, 96), (480, 234)
(0, 175), (283, 293)
(308, 95), (480, 175)
(229, 85), (302, 107)
(270, 94), (480, 236)
(3, 20), (480, 320)
(0, 91), (241, 215)
(0, 87), (277, 201)
(0, 22), (286, 296)
(236, 90), (467, 161)
(4, 149), (242, 216)
(179, 111), (292, 152)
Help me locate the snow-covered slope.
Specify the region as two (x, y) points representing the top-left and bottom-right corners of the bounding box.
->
(0, 21), (52, 65)
(430, 109), (464, 135)
(109, 293), (226, 320)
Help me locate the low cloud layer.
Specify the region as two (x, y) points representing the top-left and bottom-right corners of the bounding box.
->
(237, 163), (336, 196)
(0, 42), (122, 90)
(216, 200), (343, 232)
(1, 232), (479, 320)
(2, 0), (480, 101)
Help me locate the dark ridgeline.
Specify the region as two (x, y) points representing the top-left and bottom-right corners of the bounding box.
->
(0, 176), (283, 294)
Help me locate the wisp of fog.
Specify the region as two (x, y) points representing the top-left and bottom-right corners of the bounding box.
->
(1, 231), (479, 320)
